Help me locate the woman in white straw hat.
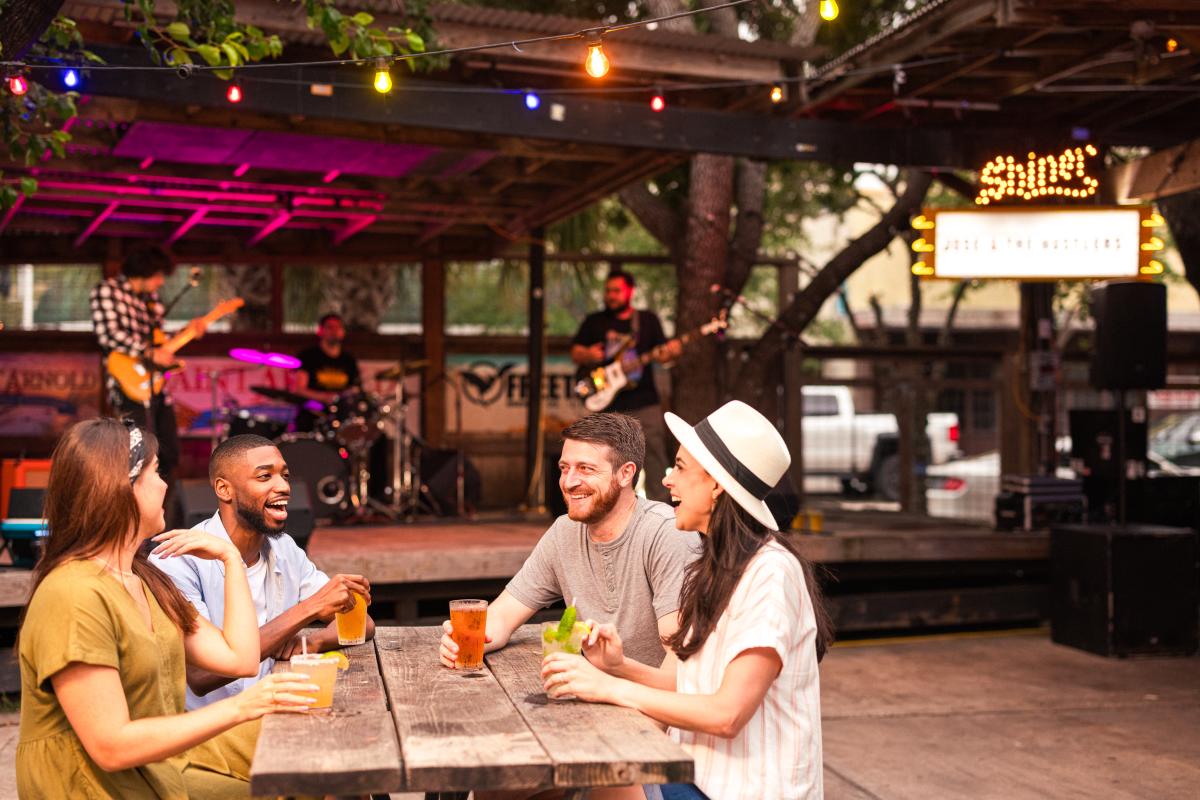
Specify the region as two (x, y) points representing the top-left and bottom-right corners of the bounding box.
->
(543, 400), (833, 800)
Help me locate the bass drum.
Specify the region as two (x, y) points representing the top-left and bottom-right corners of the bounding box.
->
(276, 435), (349, 520)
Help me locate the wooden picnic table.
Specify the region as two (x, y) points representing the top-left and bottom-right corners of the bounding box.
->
(250, 624), (694, 798)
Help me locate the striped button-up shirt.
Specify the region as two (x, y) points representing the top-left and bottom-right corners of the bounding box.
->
(671, 541), (824, 800)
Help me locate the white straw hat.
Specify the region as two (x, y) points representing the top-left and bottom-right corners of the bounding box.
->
(664, 400), (791, 531)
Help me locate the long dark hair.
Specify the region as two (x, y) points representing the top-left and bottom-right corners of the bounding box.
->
(667, 493), (834, 662)
(27, 418), (197, 634)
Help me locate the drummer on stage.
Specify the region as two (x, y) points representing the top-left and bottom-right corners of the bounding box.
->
(294, 312), (361, 433)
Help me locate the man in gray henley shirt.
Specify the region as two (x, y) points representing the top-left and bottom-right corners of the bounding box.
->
(439, 413), (700, 668)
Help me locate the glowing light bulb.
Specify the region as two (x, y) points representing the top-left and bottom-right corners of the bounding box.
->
(819, 0), (839, 21)
(650, 92), (666, 112)
(1167, 38), (1179, 53)
(373, 63), (393, 94)
(7, 76), (28, 96)
(524, 91), (540, 110)
(770, 85), (784, 103)
(585, 43), (610, 79)
(1085, 144), (1097, 156)
(226, 84), (243, 103)
(63, 69), (79, 88)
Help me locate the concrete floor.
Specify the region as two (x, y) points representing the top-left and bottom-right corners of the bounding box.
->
(821, 631), (1200, 799)
(0, 631), (1196, 799)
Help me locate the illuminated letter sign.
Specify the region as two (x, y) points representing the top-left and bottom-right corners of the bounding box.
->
(911, 207), (1162, 280)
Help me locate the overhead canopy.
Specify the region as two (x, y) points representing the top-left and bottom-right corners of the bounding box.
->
(801, 0), (1200, 150)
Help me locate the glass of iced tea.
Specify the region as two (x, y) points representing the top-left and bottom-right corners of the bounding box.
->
(449, 599), (488, 671)
(335, 591), (368, 646)
(289, 654), (337, 710)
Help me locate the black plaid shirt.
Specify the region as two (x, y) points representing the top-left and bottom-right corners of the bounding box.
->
(90, 276), (167, 404)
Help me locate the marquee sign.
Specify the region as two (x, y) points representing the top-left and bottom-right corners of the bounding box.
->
(910, 206), (1164, 280)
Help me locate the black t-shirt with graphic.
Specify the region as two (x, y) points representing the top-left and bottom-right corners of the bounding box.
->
(572, 309), (667, 412)
(295, 345), (360, 432)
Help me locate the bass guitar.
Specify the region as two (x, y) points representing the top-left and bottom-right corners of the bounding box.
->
(106, 297), (244, 404)
(574, 313), (728, 412)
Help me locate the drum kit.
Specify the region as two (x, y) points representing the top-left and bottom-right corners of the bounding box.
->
(209, 347), (457, 522)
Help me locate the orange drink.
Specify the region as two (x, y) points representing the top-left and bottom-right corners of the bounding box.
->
(335, 591), (368, 646)
(449, 599), (488, 670)
(290, 654), (337, 709)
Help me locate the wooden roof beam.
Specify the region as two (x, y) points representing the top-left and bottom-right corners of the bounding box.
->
(1109, 137), (1200, 202)
(247, 210), (292, 247)
(0, 194), (25, 234)
(74, 200), (118, 247)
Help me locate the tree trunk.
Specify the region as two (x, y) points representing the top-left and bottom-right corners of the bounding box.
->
(643, 0), (694, 33)
(726, 159), (768, 296)
(1159, 189), (1200, 298)
(734, 170), (935, 410)
(673, 153), (734, 421)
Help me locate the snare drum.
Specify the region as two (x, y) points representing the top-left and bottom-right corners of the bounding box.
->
(276, 435), (349, 519)
(318, 388), (387, 449)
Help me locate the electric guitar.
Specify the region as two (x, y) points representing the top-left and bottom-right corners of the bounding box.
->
(106, 297), (244, 404)
(574, 313), (728, 412)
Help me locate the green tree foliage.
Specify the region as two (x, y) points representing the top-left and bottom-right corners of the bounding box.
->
(0, 0), (432, 206)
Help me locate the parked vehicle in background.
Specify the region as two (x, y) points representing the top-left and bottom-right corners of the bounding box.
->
(802, 385), (961, 501)
(926, 452), (1000, 523)
(1150, 412), (1200, 469)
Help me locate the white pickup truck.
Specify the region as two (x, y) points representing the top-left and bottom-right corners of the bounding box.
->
(802, 385), (961, 500)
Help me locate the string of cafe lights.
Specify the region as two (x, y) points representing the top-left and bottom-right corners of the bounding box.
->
(1, 0), (869, 112)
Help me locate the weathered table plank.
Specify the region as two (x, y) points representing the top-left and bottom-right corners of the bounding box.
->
(376, 626), (553, 792)
(251, 638), (402, 796)
(486, 625), (694, 789)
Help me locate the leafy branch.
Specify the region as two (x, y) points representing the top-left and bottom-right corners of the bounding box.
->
(1, 1), (437, 207)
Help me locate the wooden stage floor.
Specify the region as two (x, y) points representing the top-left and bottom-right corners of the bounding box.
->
(306, 508), (1047, 584)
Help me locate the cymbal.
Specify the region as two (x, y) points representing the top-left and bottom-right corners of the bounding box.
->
(250, 385), (311, 405)
(229, 348), (302, 369)
(375, 360), (430, 381)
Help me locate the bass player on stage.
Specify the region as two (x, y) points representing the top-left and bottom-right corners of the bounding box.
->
(89, 246), (210, 485)
(570, 270), (680, 502)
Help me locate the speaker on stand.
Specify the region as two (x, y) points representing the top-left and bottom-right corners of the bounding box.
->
(1087, 281), (1167, 523)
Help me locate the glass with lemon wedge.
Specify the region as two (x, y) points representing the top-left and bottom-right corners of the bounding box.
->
(541, 605), (590, 701)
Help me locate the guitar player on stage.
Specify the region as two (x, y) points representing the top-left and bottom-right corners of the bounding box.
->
(570, 270), (680, 502)
(89, 246), (209, 483)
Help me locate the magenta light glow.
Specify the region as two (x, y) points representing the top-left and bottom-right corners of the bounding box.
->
(264, 353), (302, 369)
(229, 347), (269, 365)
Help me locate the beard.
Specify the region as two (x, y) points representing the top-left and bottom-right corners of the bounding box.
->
(235, 496), (285, 538)
(564, 475), (623, 525)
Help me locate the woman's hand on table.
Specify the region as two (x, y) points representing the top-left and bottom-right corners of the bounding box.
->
(542, 652), (619, 703)
(581, 620), (626, 672)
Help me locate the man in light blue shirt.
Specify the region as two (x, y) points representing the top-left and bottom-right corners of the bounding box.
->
(152, 434), (374, 709)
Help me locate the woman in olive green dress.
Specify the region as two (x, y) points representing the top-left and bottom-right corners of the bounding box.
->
(17, 418), (318, 798)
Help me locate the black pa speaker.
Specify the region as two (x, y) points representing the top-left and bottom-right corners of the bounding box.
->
(1051, 524), (1199, 657)
(1090, 281), (1167, 390)
(176, 479), (315, 548)
(419, 447), (481, 516)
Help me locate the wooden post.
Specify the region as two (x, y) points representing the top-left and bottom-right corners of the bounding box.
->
(524, 228), (547, 511)
(422, 258), (446, 448)
(779, 261), (805, 512)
